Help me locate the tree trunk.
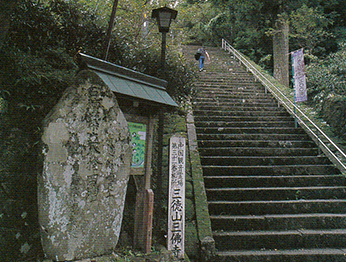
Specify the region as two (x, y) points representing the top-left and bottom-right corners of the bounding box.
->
(273, 19), (289, 87)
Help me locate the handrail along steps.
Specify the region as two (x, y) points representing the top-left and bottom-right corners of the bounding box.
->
(221, 39), (346, 173)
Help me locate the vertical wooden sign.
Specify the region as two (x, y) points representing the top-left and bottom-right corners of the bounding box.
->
(168, 136), (186, 259)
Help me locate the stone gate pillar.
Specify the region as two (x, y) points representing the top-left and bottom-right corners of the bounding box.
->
(273, 19), (289, 87)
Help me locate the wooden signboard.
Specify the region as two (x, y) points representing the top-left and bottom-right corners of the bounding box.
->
(167, 136), (186, 259)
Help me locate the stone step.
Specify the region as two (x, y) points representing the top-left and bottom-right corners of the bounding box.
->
(202, 164), (340, 176)
(199, 147), (319, 156)
(196, 76), (256, 80)
(197, 133), (311, 141)
(197, 72), (257, 77)
(210, 214), (346, 231)
(197, 70), (254, 76)
(198, 139), (316, 148)
(194, 105), (286, 112)
(196, 126), (306, 135)
(196, 85), (264, 91)
(206, 186), (346, 201)
(194, 90), (274, 96)
(195, 104), (282, 111)
(197, 71), (256, 77)
(194, 101), (279, 108)
(195, 88), (267, 95)
(195, 115), (294, 122)
(185, 45), (345, 260)
(201, 155), (332, 166)
(195, 78), (260, 83)
(194, 84), (263, 90)
(213, 229), (346, 251)
(194, 83), (263, 89)
(204, 175), (345, 188)
(195, 105), (290, 113)
(196, 120), (296, 128)
(194, 101), (278, 108)
(196, 87), (268, 94)
(196, 74), (261, 79)
(216, 248), (346, 262)
(198, 98), (269, 105)
(193, 109), (290, 117)
(195, 80), (259, 85)
(208, 199), (346, 216)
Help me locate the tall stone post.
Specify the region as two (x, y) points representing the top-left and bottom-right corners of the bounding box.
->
(273, 19), (289, 87)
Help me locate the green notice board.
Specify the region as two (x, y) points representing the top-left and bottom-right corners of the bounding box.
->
(129, 122), (147, 171)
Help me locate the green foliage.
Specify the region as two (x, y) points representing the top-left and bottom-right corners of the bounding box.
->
(177, 0), (346, 142)
(307, 42), (346, 97)
(191, 0), (345, 64)
(175, 1), (219, 45)
(72, 0), (114, 27)
(0, 1), (196, 260)
(0, 45), (76, 133)
(205, 12), (233, 46)
(9, 0), (105, 56)
(306, 42), (346, 137)
(289, 4), (337, 56)
(1, 0), (194, 131)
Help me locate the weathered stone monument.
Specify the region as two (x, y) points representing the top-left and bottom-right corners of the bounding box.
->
(38, 71), (132, 261)
(38, 53), (178, 260)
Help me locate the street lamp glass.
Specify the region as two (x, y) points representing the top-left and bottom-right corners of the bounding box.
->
(152, 7), (177, 33)
(158, 11), (172, 30)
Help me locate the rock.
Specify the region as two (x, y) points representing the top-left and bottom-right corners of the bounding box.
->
(38, 71), (132, 261)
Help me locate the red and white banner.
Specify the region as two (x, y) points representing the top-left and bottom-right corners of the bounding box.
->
(292, 48), (307, 102)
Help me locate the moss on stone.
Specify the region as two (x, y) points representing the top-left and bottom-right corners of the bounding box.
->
(186, 108), (216, 260)
(185, 198), (196, 221)
(185, 181), (194, 199)
(185, 222), (199, 260)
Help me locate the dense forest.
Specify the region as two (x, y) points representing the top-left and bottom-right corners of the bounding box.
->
(180, 0), (346, 138)
(2, 0), (345, 143)
(0, 0), (346, 260)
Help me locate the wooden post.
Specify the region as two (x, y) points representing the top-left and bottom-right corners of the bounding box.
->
(156, 111), (164, 203)
(143, 189), (154, 253)
(133, 190), (145, 249)
(133, 114), (155, 253)
(144, 115), (155, 190)
(167, 136), (186, 259)
(133, 188), (154, 253)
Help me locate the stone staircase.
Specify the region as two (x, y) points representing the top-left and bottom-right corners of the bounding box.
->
(184, 46), (346, 261)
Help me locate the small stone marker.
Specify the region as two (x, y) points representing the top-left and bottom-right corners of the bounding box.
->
(167, 136), (186, 259)
(38, 72), (132, 261)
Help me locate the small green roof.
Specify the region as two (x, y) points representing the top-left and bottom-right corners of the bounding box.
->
(78, 53), (178, 108)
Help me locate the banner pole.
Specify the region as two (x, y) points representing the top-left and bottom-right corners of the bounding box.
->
(291, 53), (298, 128)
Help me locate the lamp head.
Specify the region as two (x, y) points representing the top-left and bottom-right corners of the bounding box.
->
(151, 6), (178, 33)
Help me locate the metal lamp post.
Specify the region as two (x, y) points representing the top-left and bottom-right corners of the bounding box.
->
(151, 6), (178, 232)
(151, 6), (178, 69)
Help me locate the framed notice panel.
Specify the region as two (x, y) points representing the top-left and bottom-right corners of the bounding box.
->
(129, 121), (147, 175)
